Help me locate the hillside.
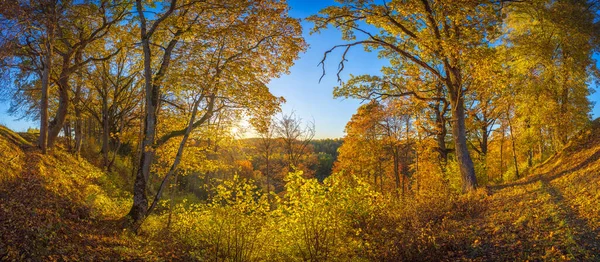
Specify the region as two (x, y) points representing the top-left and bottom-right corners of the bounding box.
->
(1, 121), (600, 261)
(466, 120), (600, 261)
(0, 126), (188, 261)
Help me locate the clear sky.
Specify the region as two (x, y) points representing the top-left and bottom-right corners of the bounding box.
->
(267, 0), (388, 139)
(1, 0), (599, 138)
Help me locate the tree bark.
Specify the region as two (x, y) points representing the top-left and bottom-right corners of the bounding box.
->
(39, 31), (52, 154)
(500, 125), (505, 180)
(73, 54), (84, 156)
(507, 109), (519, 178)
(64, 121), (72, 151)
(433, 98), (448, 162)
(129, 0), (178, 224)
(450, 96), (477, 192)
(102, 79), (110, 169)
(265, 143), (271, 204)
(47, 67), (70, 148)
(74, 107), (83, 155)
(481, 123), (489, 156)
(128, 28), (156, 224)
(392, 148), (400, 195)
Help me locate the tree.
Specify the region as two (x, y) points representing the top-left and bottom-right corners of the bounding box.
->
(0, 0), (129, 151)
(81, 48), (141, 169)
(309, 0), (505, 191)
(0, 0), (58, 154)
(505, 0), (598, 152)
(130, 0), (305, 224)
(275, 111), (315, 171)
(311, 138), (343, 181)
(47, 0), (129, 148)
(335, 100), (413, 195)
(252, 114), (277, 203)
(129, 0), (200, 223)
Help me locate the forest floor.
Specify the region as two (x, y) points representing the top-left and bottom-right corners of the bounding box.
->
(0, 126), (188, 261)
(1, 122), (600, 261)
(450, 120), (600, 261)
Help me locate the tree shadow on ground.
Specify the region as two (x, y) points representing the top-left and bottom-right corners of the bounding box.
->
(539, 179), (600, 260)
(0, 146), (130, 261)
(488, 148), (600, 192)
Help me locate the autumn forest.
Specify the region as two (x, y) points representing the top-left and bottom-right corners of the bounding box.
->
(1, 0), (600, 260)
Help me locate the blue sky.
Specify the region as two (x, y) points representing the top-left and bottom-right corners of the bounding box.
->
(1, 0), (599, 138)
(267, 0), (387, 138)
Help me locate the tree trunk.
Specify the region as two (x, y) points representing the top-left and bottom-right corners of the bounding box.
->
(500, 125), (505, 180)
(401, 165), (405, 197)
(559, 60), (569, 146)
(47, 71), (70, 148)
(507, 110), (519, 178)
(128, 39), (156, 224)
(393, 149), (400, 196)
(538, 127), (544, 161)
(433, 99), (448, 162)
(102, 82), (110, 169)
(39, 19), (55, 153)
(374, 168), (378, 191)
(481, 124), (488, 156)
(404, 116), (410, 194)
(39, 28), (52, 154)
(450, 96), (477, 192)
(64, 121), (72, 151)
(265, 147), (271, 204)
(74, 111), (83, 155)
(129, 0), (180, 224)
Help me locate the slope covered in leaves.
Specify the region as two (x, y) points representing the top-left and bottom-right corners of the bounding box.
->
(0, 126), (190, 261)
(461, 119), (600, 261)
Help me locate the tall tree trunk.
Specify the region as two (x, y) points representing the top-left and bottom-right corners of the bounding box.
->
(500, 125), (505, 180)
(87, 117), (93, 140)
(108, 119), (125, 172)
(404, 115), (411, 193)
(538, 127), (544, 161)
(559, 58), (569, 146)
(374, 167), (378, 192)
(265, 147), (271, 204)
(433, 96), (448, 162)
(47, 70), (70, 148)
(64, 121), (72, 151)
(401, 163), (405, 197)
(102, 80), (110, 169)
(74, 110), (83, 155)
(450, 96), (477, 192)
(73, 55), (84, 156)
(481, 124), (488, 156)
(393, 149), (400, 196)
(129, 0), (178, 224)
(39, 40), (51, 154)
(507, 110), (519, 178)
(480, 121), (489, 182)
(128, 35), (156, 224)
